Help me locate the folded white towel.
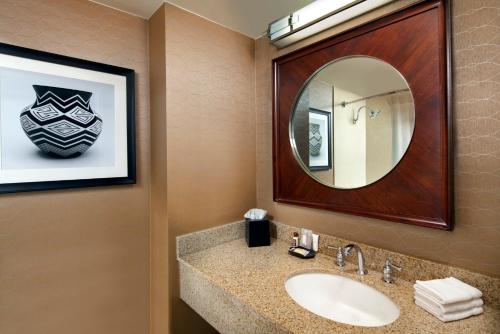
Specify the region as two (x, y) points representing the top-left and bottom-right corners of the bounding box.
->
(414, 290), (483, 313)
(415, 298), (483, 322)
(414, 277), (482, 304)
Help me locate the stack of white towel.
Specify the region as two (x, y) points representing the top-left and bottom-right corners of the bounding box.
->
(414, 277), (484, 322)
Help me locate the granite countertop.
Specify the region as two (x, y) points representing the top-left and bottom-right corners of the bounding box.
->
(179, 237), (500, 334)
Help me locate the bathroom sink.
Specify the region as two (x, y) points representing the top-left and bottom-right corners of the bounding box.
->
(285, 272), (399, 327)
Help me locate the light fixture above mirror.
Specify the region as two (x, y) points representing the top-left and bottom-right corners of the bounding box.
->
(267, 0), (423, 48)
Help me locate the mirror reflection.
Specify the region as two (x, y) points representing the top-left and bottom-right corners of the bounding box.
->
(291, 56), (415, 189)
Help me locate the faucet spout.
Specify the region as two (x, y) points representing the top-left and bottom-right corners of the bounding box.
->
(344, 244), (368, 276)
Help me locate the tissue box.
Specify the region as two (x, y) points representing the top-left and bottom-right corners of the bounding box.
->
(245, 219), (270, 247)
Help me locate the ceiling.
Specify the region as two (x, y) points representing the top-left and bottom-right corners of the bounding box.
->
(90, 0), (315, 38)
(89, 0), (162, 18)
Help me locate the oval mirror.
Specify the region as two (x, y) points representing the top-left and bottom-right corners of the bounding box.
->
(290, 56), (415, 189)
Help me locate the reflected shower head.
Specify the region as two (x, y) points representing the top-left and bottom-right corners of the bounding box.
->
(353, 106), (381, 124)
(368, 109), (381, 119)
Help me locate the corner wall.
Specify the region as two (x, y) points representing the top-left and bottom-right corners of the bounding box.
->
(149, 5), (169, 334)
(149, 3), (257, 333)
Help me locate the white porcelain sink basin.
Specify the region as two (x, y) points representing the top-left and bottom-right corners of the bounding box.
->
(285, 272), (399, 327)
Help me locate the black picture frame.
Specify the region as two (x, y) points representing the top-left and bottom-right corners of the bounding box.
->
(0, 42), (136, 194)
(308, 108), (332, 171)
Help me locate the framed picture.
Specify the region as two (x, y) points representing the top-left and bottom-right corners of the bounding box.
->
(0, 42), (135, 194)
(309, 108), (332, 171)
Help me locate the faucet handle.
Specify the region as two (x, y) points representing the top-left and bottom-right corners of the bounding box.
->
(327, 245), (345, 267)
(386, 259), (402, 271)
(382, 259), (402, 283)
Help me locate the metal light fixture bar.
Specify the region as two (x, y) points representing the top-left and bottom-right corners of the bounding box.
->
(268, 0), (399, 48)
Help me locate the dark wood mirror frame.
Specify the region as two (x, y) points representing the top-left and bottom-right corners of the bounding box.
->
(272, 0), (453, 230)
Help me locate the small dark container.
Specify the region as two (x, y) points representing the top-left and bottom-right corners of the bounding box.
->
(245, 219), (270, 247)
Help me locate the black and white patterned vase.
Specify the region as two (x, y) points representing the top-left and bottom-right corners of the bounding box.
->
(309, 123), (322, 157)
(20, 85), (103, 158)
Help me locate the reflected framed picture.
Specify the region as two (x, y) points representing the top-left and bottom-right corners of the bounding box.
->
(309, 108), (331, 171)
(0, 42), (135, 194)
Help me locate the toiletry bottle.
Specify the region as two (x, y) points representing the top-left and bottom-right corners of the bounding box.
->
(306, 230), (313, 249)
(299, 229), (306, 248)
(312, 234), (319, 252)
(292, 232), (299, 247)
(300, 228), (313, 249)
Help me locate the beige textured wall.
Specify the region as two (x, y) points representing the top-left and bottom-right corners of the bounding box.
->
(163, 4), (256, 333)
(256, 0), (500, 277)
(149, 6), (169, 334)
(0, 1), (150, 334)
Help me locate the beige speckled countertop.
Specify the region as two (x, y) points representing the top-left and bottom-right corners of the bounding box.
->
(179, 235), (500, 334)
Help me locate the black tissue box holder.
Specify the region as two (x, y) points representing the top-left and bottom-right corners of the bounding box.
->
(245, 219), (270, 247)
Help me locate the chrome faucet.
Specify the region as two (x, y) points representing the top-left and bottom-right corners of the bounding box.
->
(343, 244), (367, 276)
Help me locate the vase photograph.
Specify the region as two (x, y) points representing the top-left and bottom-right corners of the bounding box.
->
(0, 42), (135, 193)
(0, 56), (124, 181)
(308, 108), (332, 171)
(0, 64), (117, 173)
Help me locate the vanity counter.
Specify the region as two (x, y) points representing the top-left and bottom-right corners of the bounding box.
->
(177, 223), (500, 334)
